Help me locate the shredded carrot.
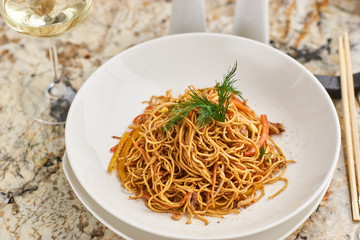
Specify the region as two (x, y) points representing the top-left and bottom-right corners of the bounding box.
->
(227, 127), (237, 140)
(243, 147), (256, 157)
(117, 129), (140, 180)
(120, 129), (137, 157)
(244, 114), (269, 157)
(231, 98), (255, 117)
(110, 136), (122, 151)
(110, 144), (118, 152)
(257, 115), (269, 149)
(132, 114), (147, 124)
(233, 162), (246, 170)
(107, 131), (130, 172)
(131, 138), (149, 163)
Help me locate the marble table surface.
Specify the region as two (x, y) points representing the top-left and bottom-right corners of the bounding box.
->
(1, 0), (360, 239)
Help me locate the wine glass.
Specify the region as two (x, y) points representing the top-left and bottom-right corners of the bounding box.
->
(0, 0), (93, 124)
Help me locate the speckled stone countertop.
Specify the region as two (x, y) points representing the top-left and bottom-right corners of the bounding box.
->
(1, 0), (360, 239)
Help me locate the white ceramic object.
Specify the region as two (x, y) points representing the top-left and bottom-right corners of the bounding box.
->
(65, 33), (340, 240)
(62, 152), (331, 240)
(233, 0), (269, 44)
(169, 0), (206, 34)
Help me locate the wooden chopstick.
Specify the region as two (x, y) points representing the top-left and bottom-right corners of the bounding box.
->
(344, 32), (360, 195)
(339, 33), (360, 221)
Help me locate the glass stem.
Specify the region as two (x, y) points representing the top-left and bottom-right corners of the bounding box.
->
(48, 38), (60, 84)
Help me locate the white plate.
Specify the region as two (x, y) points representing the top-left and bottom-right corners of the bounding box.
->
(65, 33), (340, 239)
(62, 151), (331, 240)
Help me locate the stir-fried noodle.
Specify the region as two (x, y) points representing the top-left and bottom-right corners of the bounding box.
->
(108, 84), (294, 225)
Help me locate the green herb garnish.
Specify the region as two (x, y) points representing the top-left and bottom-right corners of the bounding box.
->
(165, 62), (242, 130)
(259, 146), (269, 159)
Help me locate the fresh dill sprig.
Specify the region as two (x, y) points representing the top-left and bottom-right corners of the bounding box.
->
(216, 61), (243, 101)
(165, 62), (242, 130)
(165, 87), (218, 130)
(259, 146), (270, 159)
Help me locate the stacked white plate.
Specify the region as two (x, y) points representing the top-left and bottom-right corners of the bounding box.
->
(62, 152), (331, 240)
(64, 33), (340, 240)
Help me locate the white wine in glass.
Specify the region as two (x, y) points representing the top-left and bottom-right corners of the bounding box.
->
(0, 0), (93, 124)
